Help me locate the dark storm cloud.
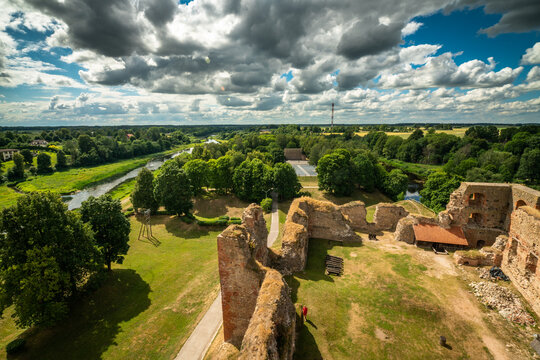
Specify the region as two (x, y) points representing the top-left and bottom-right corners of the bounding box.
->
(143, 0), (178, 26)
(254, 95), (283, 111)
(447, 0), (540, 36)
(26, 0), (147, 57)
(337, 18), (404, 60)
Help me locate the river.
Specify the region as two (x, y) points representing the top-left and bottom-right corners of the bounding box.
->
(404, 182), (421, 202)
(63, 148), (192, 210)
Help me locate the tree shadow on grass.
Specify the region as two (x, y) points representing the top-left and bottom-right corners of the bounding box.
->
(10, 269), (151, 360)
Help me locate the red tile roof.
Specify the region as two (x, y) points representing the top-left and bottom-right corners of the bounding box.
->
(413, 223), (469, 246)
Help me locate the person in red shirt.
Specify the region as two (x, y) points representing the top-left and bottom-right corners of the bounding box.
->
(302, 305), (308, 321)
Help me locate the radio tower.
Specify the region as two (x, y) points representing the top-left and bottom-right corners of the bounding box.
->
(331, 102), (334, 130)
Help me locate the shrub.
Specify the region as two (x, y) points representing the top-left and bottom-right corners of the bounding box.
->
(230, 217), (241, 220)
(218, 215), (230, 220)
(197, 218), (228, 226)
(228, 219), (242, 225)
(260, 197), (273, 213)
(6, 338), (26, 355)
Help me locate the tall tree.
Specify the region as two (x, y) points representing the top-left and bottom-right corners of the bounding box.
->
(0, 193), (99, 327)
(233, 159), (274, 202)
(383, 169), (409, 200)
(184, 159), (209, 195)
(353, 152), (376, 192)
(209, 155), (234, 194)
(81, 195), (131, 271)
(154, 160), (193, 216)
(37, 153), (53, 173)
(420, 172), (463, 213)
(131, 168), (159, 212)
(516, 148), (540, 183)
(56, 150), (68, 169)
(273, 162), (301, 200)
(7, 153), (25, 181)
(316, 149), (356, 196)
(20, 149), (33, 164)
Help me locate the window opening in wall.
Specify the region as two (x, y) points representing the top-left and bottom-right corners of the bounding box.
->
(525, 253), (538, 275)
(468, 212), (482, 225)
(476, 240), (485, 249)
(515, 200), (526, 210)
(468, 193), (485, 207)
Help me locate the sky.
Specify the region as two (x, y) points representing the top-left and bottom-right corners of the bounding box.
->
(0, 0), (540, 126)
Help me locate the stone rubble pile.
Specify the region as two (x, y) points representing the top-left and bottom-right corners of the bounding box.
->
(469, 281), (535, 326)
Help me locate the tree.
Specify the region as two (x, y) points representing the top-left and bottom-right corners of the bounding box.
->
(0, 193), (98, 327)
(184, 159), (209, 195)
(153, 160), (193, 215)
(273, 163), (301, 200)
(20, 149), (33, 164)
(382, 136), (403, 159)
(353, 152), (376, 192)
(233, 159), (274, 202)
(56, 150), (68, 169)
(316, 149), (356, 196)
(516, 148), (540, 183)
(81, 195), (131, 271)
(383, 169), (409, 200)
(7, 153), (25, 181)
(420, 172), (463, 213)
(209, 155), (233, 194)
(131, 168), (159, 213)
(77, 134), (95, 154)
(37, 153), (53, 173)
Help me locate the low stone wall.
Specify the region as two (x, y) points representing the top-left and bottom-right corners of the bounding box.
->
(372, 203), (409, 232)
(278, 197), (360, 274)
(238, 269), (296, 360)
(454, 248), (502, 267)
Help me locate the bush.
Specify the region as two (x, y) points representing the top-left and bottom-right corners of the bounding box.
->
(228, 219), (242, 225)
(6, 338), (26, 355)
(197, 218), (228, 226)
(230, 217), (241, 221)
(260, 197), (273, 213)
(218, 215), (230, 220)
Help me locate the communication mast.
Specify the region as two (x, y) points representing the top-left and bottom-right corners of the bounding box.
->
(331, 102), (334, 130)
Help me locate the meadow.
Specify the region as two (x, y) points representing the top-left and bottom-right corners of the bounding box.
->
(288, 237), (537, 359)
(0, 216), (222, 360)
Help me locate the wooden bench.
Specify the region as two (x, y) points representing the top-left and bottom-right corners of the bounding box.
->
(325, 255), (344, 276)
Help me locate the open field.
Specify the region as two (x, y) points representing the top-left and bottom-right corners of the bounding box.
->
(303, 187), (391, 207)
(15, 146), (190, 195)
(0, 185), (22, 210)
(288, 235), (538, 360)
(1, 151), (58, 171)
(0, 216), (222, 360)
(192, 192), (250, 219)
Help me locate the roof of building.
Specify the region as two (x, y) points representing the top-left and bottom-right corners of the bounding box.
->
(284, 148), (304, 160)
(0, 149), (18, 152)
(413, 223), (469, 246)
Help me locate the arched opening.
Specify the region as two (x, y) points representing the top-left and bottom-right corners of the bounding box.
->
(476, 240), (486, 249)
(515, 200), (527, 210)
(468, 193), (485, 207)
(463, 261), (469, 266)
(468, 212), (483, 225)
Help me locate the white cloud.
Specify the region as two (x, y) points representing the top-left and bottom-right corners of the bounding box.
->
(521, 42), (540, 65)
(402, 21), (423, 36)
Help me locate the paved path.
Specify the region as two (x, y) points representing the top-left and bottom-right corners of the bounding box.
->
(175, 193), (280, 360)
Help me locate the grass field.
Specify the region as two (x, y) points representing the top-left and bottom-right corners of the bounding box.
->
(288, 236), (537, 359)
(0, 185), (22, 210)
(1, 151), (58, 171)
(0, 216), (221, 360)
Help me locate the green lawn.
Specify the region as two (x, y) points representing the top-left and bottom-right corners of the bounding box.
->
(0, 216), (221, 360)
(303, 187), (391, 207)
(109, 178), (136, 201)
(0, 186), (22, 210)
(16, 146), (190, 195)
(287, 239), (532, 359)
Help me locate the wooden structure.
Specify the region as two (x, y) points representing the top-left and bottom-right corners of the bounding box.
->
(325, 255), (343, 276)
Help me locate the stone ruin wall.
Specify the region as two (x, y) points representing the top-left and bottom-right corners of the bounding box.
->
(501, 207), (540, 317)
(217, 198), (410, 359)
(217, 204), (296, 359)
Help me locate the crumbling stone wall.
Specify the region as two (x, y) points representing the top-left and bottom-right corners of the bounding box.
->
(501, 207), (540, 317)
(372, 203), (409, 231)
(278, 197), (361, 274)
(242, 203), (269, 264)
(238, 269), (296, 360)
(217, 224), (266, 347)
(339, 201), (368, 230)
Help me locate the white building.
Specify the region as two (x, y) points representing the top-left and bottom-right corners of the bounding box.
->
(0, 149), (19, 161)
